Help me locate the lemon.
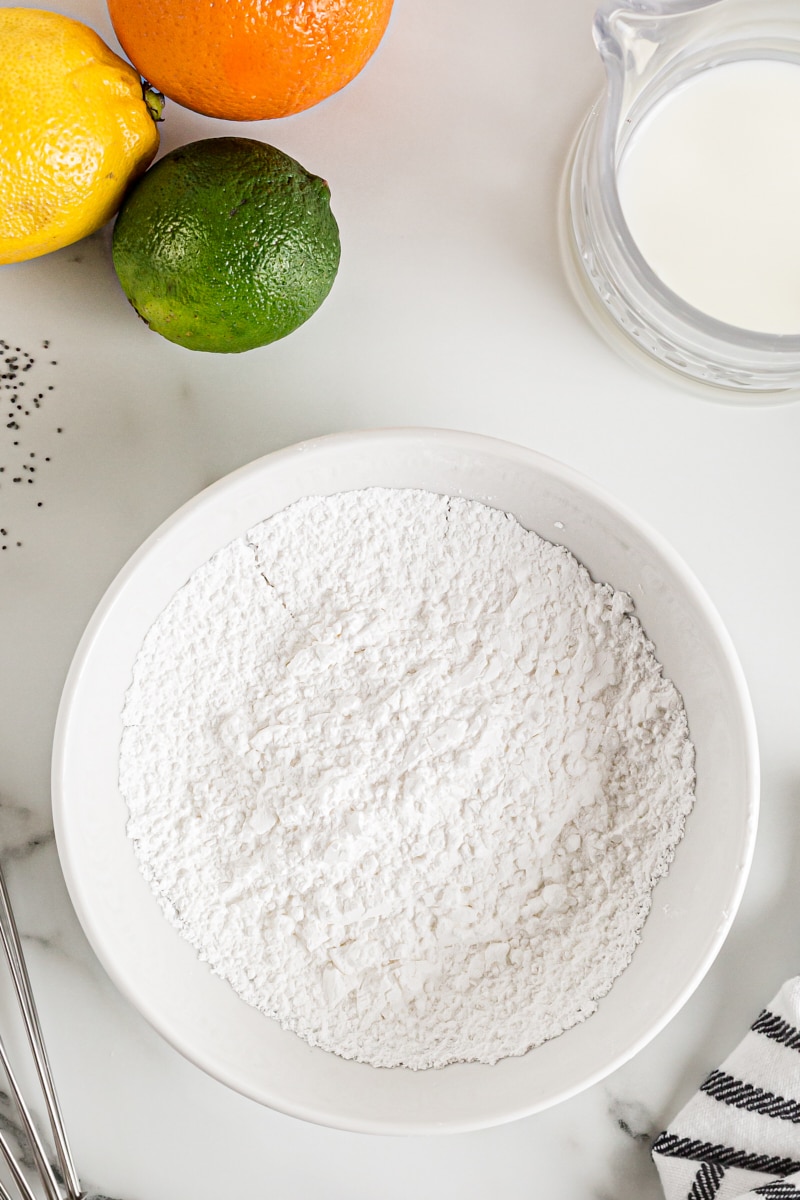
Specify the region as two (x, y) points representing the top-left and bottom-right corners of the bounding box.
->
(0, 8), (161, 266)
(111, 138), (341, 353)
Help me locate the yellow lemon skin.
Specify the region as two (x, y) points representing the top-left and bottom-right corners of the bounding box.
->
(0, 8), (160, 265)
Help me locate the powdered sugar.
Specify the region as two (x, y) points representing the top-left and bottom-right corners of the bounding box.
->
(119, 488), (695, 1069)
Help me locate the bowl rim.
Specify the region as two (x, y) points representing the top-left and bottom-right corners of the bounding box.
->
(51, 427), (760, 1133)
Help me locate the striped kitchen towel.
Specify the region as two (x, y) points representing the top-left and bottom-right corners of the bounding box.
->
(653, 977), (800, 1200)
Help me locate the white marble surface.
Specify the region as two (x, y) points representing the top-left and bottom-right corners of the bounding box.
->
(1, 0), (799, 1196)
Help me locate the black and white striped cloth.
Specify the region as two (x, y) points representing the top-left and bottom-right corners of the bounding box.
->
(653, 978), (800, 1200)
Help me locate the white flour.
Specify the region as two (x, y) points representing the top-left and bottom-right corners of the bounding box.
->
(120, 488), (695, 1069)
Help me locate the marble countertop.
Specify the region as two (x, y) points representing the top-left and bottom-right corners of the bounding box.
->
(2, 0), (799, 1196)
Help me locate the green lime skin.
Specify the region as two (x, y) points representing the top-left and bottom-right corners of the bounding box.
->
(112, 137), (341, 353)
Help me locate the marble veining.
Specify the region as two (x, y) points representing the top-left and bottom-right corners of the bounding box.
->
(609, 1094), (659, 1144)
(0, 798), (54, 862)
(593, 1094), (665, 1199)
(0, 1092), (122, 1200)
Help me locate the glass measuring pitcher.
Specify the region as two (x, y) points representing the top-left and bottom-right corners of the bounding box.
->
(560, 0), (800, 399)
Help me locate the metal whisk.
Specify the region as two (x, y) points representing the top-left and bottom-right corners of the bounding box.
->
(0, 858), (83, 1200)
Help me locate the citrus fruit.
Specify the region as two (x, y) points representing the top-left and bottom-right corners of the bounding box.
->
(0, 8), (161, 266)
(111, 137), (341, 354)
(106, 0), (394, 121)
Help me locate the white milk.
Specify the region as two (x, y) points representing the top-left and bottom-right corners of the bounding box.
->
(617, 58), (800, 335)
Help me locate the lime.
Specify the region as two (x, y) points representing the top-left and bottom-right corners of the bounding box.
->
(111, 137), (340, 353)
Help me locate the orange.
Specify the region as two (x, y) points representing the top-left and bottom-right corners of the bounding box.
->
(107, 0), (395, 121)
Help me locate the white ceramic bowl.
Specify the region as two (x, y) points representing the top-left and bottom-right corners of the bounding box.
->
(52, 428), (758, 1134)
